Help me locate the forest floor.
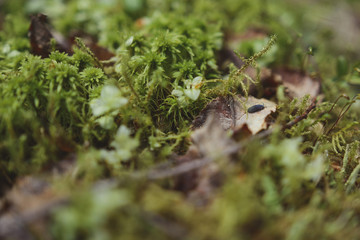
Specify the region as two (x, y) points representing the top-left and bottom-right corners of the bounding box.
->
(1, 0), (360, 239)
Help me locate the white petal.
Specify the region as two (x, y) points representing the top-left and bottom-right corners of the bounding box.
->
(184, 88), (200, 101)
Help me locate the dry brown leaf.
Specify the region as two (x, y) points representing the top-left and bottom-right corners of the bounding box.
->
(234, 96), (277, 134)
(147, 95), (276, 205)
(192, 95), (277, 135)
(172, 98), (277, 204)
(192, 96), (235, 130)
(69, 31), (115, 61)
(177, 114), (238, 205)
(29, 14), (115, 61)
(191, 114), (239, 158)
(273, 68), (321, 99)
(28, 13), (72, 58)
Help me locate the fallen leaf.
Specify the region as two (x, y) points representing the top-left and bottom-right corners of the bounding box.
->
(88, 42), (115, 61)
(192, 95), (235, 130)
(192, 95), (277, 135)
(29, 14), (115, 61)
(234, 96), (277, 134)
(179, 114), (238, 205)
(28, 14), (54, 58)
(191, 114), (239, 158)
(148, 114), (239, 205)
(245, 66), (275, 97)
(28, 13), (72, 58)
(69, 31), (115, 61)
(273, 68), (321, 99)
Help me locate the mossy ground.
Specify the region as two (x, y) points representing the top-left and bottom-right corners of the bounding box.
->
(1, 0), (360, 239)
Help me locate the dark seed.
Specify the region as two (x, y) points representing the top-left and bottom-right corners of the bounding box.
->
(247, 104), (265, 113)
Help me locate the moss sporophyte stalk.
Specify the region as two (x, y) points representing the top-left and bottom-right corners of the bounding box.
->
(1, 0), (360, 239)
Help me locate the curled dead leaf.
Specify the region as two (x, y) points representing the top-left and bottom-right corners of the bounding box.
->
(175, 115), (238, 205)
(192, 95), (277, 135)
(273, 68), (321, 99)
(29, 14), (115, 62)
(234, 96), (277, 134)
(192, 96), (235, 130)
(69, 31), (115, 61)
(28, 13), (72, 58)
(174, 96), (277, 204)
(191, 114), (239, 158)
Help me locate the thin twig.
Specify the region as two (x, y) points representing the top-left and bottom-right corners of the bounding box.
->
(327, 94), (350, 116)
(145, 157), (212, 180)
(282, 98), (317, 130)
(326, 95), (357, 135)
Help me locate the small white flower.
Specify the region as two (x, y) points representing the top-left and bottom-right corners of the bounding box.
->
(184, 88), (200, 101)
(97, 116), (115, 129)
(172, 76), (203, 106)
(101, 125), (139, 168)
(192, 76), (203, 87)
(90, 85), (128, 117)
(171, 88), (183, 97)
(125, 36), (134, 47)
(184, 76), (202, 100)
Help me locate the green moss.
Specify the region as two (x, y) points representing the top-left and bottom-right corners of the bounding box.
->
(1, 0), (360, 239)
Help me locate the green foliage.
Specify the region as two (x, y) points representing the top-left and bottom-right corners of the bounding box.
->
(99, 125), (139, 172)
(0, 49), (109, 174)
(110, 12), (223, 131)
(90, 85), (128, 129)
(52, 186), (131, 240)
(1, 0), (360, 239)
(231, 35), (277, 97)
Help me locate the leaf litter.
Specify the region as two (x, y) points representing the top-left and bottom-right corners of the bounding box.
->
(29, 13), (114, 61)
